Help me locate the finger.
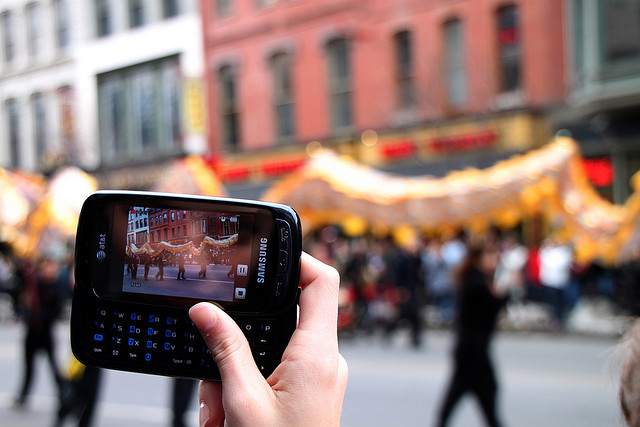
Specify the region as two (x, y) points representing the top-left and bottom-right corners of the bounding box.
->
(296, 252), (340, 337)
(198, 380), (224, 427)
(189, 302), (265, 391)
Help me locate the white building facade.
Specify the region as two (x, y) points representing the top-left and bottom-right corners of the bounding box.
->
(0, 0), (206, 180)
(0, 0), (79, 171)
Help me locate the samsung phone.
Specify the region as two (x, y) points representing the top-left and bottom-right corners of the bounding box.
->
(70, 191), (301, 380)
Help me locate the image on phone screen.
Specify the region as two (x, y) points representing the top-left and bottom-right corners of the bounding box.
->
(122, 206), (254, 302)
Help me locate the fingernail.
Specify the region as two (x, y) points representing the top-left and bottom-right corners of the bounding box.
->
(199, 400), (209, 427)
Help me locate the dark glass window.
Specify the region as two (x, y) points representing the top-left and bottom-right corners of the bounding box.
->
(98, 57), (182, 165)
(1, 11), (15, 63)
(497, 5), (521, 92)
(394, 30), (415, 108)
(163, 0), (179, 18)
(31, 93), (47, 168)
(95, 0), (112, 37)
(54, 0), (70, 51)
(443, 19), (467, 107)
(271, 52), (295, 142)
(26, 3), (41, 59)
(602, 0), (640, 62)
(129, 0), (145, 28)
(218, 65), (240, 150)
(216, 0), (232, 18)
(5, 98), (20, 168)
(327, 38), (352, 133)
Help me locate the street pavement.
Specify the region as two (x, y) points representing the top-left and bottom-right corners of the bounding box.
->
(0, 318), (625, 427)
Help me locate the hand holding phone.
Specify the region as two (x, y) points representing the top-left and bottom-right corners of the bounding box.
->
(71, 191), (301, 380)
(194, 253), (349, 427)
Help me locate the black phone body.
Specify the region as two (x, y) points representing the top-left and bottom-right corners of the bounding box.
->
(71, 191), (301, 380)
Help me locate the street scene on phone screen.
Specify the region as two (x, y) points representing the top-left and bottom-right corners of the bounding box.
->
(124, 207), (243, 302)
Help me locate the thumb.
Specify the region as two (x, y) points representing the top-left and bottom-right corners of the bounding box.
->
(189, 302), (264, 387)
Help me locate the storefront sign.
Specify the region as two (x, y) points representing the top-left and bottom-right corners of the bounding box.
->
(583, 157), (614, 187)
(380, 140), (417, 160)
(430, 130), (497, 154)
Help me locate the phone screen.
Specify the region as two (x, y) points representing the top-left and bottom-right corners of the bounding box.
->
(123, 206), (255, 303)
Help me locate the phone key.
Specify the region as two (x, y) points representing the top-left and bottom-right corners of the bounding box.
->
(254, 348), (272, 361)
(260, 321), (274, 333)
(90, 345), (107, 355)
(257, 363), (274, 375)
(277, 250), (289, 274)
(256, 336), (272, 346)
(277, 219), (292, 250)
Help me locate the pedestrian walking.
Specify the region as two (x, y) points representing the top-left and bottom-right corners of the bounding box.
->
(14, 257), (64, 408)
(53, 356), (102, 427)
(437, 243), (508, 427)
(177, 254), (186, 280)
(171, 378), (197, 427)
(155, 254), (165, 281)
(384, 236), (425, 348)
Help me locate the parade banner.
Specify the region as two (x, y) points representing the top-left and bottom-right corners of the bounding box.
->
(126, 234), (239, 259)
(264, 138), (640, 264)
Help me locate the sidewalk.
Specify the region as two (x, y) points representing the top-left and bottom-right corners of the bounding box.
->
(500, 297), (631, 336)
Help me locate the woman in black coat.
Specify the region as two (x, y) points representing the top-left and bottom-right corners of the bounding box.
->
(437, 243), (508, 427)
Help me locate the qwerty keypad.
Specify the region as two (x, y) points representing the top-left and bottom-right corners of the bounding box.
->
(88, 303), (278, 377)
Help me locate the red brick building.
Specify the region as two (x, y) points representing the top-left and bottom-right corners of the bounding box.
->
(201, 0), (566, 192)
(148, 209), (237, 245)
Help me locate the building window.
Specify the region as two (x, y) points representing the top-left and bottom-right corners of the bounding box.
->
(1, 11), (15, 64)
(256, 0), (276, 8)
(162, 0), (179, 18)
(162, 62), (182, 145)
(98, 56), (182, 165)
(5, 98), (20, 168)
(31, 93), (47, 169)
(218, 65), (240, 150)
(497, 5), (521, 92)
(26, 3), (42, 60)
(270, 52), (295, 142)
(95, 0), (112, 37)
(326, 38), (352, 134)
(58, 86), (75, 158)
(443, 18), (468, 108)
(394, 30), (415, 109)
(54, 0), (70, 51)
(216, 0), (232, 18)
(602, 0), (640, 63)
(129, 0), (145, 29)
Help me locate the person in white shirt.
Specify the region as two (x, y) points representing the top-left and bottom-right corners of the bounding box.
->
(539, 237), (574, 329)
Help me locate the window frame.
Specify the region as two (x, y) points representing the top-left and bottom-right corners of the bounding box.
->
(270, 52), (295, 143)
(443, 18), (468, 109)
(326, 37), (353, 135)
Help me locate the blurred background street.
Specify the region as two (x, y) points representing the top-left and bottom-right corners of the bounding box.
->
(0, 318), (624, 427)
(1, 0), (640, 426)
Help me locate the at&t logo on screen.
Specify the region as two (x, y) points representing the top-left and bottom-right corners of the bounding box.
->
(96, 233), (107, 260)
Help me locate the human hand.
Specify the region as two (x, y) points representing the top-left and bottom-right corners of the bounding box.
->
(189, 252), (349, 427)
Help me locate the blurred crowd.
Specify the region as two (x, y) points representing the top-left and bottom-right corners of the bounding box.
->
(305, 226), (640, 342)
(0, 242), (199, 426)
